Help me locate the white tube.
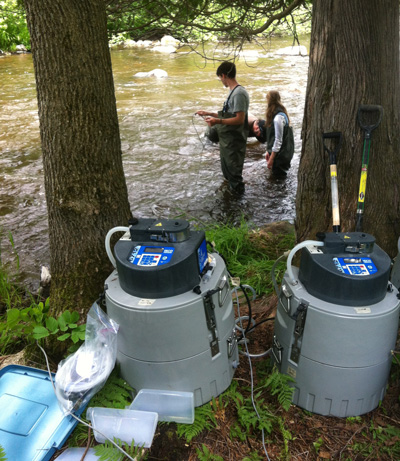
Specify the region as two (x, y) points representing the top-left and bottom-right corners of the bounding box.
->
(105, 226), (130, 268)
(287, 240), (325, 285)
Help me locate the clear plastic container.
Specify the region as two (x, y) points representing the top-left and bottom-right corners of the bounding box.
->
(86, 407), (158, 447)
(129, 389), (194, 424)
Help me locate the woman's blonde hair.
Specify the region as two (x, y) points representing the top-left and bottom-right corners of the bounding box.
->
(266, 90), (290, 126)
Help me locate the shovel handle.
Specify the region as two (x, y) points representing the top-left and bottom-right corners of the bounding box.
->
(322, 132), (343, 164)
(357, 105), (383, 138)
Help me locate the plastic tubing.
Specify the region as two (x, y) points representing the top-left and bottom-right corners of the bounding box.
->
(105, 226), (130, 268)
(287, 240), (324, 285)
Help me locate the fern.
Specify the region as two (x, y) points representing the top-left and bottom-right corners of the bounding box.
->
(261, 366), (294, 411)
(0, 445), (6, 461)
(176, 403), (218, 442)
(93, 437), (147, 461)
(88, 371), (134, 409)
(195, 443), (224, 461)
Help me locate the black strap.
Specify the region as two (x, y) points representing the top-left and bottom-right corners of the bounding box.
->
(222, 85), (241, 113)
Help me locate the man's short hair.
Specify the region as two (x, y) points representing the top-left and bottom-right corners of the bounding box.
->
(216, 61), (236, 79)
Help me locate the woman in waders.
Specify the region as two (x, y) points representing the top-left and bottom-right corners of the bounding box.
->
(196, 61), (249, 194)
(264, 90), (294, 177)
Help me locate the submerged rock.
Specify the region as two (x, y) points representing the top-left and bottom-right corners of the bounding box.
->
(275, 45), (308, 56)
(134, 69), (168, 78)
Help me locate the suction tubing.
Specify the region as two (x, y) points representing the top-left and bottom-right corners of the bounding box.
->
(287, 240), (324, 285)
(105, 226), (130, 268)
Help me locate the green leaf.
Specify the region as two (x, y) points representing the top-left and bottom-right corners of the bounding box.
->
(62, 310), (72, 324)
(71, 330), (85, 343)
(58, 315), (68, 331)
(6, 308), (20, 327)
(57, 333), (71, 341)
(32, 326), (50, 339)
(70, 311), (80, 323)
(45, 317), (59, 333)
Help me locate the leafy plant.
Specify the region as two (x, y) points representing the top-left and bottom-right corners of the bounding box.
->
(195, 444), (224, 461)
(0, 0), (30, 50)
(32, 308), (86, 344)
(87, 369), (134, 410)
(313, 436), (324, 453)
(176, 402), (218, 442)
(261, 366), (294, 411)
(0, 444), (6, 461)
(203, 219), (295, 296)
(0, 299), (86, 355)
(94, 437), (147, 461)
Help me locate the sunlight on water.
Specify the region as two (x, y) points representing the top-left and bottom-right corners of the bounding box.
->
(0, 37), (309, 286)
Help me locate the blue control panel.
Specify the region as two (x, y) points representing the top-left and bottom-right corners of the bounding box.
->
(333, 257), (378, 276)
(128, 245), (175, 267)
(197, 239), (208, 273)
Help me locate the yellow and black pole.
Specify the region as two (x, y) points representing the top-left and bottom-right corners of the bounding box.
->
(356, 105), (383, 232)
(323, 132), (343, 233)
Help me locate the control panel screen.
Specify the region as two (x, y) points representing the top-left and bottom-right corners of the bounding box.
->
(333, 257), (378, 276)
(197, 239), (208, 273)
(128, 245), (175, 267)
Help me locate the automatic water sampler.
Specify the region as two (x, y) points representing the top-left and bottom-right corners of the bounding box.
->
(272, 232), (400, 417)
(104, 218), (239, 407)
(272, 122), (400, 417)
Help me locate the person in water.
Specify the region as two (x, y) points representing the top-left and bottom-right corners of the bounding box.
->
(248, 113), (267, 143)
(196, 61), (249, 194)
(263, 90), (294, 176)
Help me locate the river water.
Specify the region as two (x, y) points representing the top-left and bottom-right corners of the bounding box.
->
(0, 37), (309, 288)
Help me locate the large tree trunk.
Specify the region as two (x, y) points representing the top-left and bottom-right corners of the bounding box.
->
(24, 0), (132, 315)
(296, 0), (400, 257)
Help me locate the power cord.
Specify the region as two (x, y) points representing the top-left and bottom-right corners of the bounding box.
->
(232, 286), (272, 461)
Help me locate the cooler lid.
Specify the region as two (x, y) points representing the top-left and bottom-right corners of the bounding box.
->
(0, 364), (85, 461)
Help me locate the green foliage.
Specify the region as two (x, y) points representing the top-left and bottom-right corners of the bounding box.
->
(0, 0), (30, 50)
(176, 402), (218, 442)
(313, 436), (323, 453)
(350, 422), (400, 459)
(261, 366), (294, 411)
(204, 219), (295, 296)
(94, 438), (147, 461)
(195, 444), (224, 461)
(0, 231), (24, 312)
(105, 0), (311, 43)
(0, 299), (86, 355)
(0, 444), (6, 461)
(87, 369), (134, 410)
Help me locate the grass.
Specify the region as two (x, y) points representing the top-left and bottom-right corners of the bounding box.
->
(203, 219), (295, 296)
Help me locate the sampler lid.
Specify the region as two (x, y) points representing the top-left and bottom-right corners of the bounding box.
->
(0, 365), (85, 461)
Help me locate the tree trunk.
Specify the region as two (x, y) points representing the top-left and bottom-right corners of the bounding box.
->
(24, 0), (132, 316)
(296, 0), (400, 257)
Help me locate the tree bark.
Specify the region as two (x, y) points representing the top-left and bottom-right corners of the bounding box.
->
(24, 0), (132, 316)
(296, 0), (400, 257)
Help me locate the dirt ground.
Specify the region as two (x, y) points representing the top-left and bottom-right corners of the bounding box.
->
(147, 295), (400, 461)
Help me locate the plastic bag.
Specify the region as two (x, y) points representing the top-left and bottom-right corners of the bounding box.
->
(55, 303), (119, 413)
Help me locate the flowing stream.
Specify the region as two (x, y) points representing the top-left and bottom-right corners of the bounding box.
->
(0, 37), (309, 288)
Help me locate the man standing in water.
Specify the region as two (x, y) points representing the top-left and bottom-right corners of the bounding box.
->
(196, 61), (249, 194)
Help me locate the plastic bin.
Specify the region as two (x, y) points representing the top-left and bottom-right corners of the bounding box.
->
(129, 389), (194, 424)
(86, 407), (158, 447)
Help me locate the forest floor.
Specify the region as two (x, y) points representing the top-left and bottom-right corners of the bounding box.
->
(147, 295), (400, 461)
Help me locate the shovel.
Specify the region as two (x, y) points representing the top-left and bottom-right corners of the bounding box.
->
(355, 105), (384, 232)
(323, 132), (343, 233)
